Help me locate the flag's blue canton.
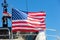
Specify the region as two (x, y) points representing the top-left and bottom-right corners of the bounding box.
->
(12, 8), (28, 20)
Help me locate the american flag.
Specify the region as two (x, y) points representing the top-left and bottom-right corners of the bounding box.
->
(12, 8), (46, 32)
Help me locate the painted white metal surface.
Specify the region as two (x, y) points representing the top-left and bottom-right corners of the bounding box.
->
(35, 31), (46, 40)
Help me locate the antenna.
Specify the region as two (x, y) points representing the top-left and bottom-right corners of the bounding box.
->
(2, 0), (8, 13)
(2, 0), (8, 27)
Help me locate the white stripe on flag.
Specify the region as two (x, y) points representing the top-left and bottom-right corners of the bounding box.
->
(12, 20), (27, 22)
(28, 17), (45, 21)
(12, 23), (28, 26)
(28, 24), (46, 27)
(27, 20), (41, 24)
(28, 16), (46, 18)
(12, 27), (43, 30)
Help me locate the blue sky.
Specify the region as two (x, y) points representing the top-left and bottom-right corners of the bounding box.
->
(0, 0), (60, 40)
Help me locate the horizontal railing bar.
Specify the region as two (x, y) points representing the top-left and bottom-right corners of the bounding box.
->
(0, 35), (10, 36)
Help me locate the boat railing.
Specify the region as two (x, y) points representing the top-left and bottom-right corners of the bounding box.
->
(0, 28), (11, 39)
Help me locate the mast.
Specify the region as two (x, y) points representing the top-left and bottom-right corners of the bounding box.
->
(2, 0), (8, 27)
